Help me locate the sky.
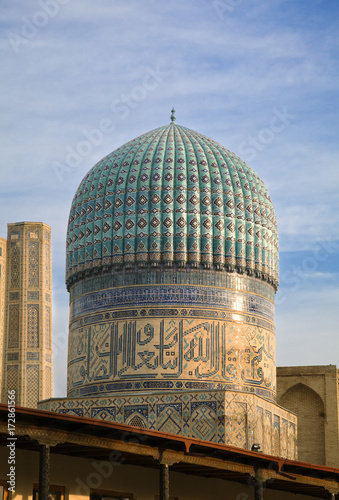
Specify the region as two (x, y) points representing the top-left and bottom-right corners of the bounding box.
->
(1, 0), (338, 397)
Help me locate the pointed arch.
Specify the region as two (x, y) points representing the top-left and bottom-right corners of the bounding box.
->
(280, 383), (325, 464)
(127, 414), (147, 429)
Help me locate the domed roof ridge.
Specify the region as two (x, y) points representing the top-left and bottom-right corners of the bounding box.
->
(66, 121), (279, 290)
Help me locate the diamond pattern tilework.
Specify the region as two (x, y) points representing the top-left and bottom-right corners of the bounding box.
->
(157, 403), (182, 434)
(66, 122), (278, 289)
(26, 365), (39, 408)
(191, 402), (217, 441)
(39, 390), (297, 458)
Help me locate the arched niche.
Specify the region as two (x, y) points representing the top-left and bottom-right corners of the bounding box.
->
(279, 383), (325, 465)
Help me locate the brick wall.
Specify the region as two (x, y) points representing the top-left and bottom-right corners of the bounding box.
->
(277, 365), (339, 467)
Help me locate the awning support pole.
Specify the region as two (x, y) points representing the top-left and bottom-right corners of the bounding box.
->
(160, 463), (170, 500)
(39, 444), (50, 500)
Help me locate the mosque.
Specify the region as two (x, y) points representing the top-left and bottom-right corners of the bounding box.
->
(40, 109), (299, 456)
(0, 111), (338, 499)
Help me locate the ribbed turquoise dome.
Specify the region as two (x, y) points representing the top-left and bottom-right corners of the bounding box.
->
(66, 117), (279, 289)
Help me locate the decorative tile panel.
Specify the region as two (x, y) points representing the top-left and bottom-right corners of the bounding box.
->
(26, 365), (39, 407)
(7, 366), (18, 395)
(38, 389), (297, 459)
(27, 305), (39, 348)
(28, 242), (39, 288)
(2, 222), (53, 408)
(66, 122), (278, 290)
(8, 305), (19, 348)
(70, 284), (275, 323)
(10, 244), (20, 289)
(45, 306), (51, 350)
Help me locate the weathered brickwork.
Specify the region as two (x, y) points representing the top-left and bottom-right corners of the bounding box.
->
(277, 365), (339, 467)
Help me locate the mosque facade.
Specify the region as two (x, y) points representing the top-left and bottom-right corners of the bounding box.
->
(38, 112), (297, 458)
(1, 113), (338, 468)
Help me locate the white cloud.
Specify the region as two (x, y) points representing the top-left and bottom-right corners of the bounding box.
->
(1, 0), (338, 396)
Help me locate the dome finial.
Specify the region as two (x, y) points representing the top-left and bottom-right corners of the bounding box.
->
(170, 108), (176, 123)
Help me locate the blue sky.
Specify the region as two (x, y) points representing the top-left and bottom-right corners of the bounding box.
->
(1, 0), (338, 396)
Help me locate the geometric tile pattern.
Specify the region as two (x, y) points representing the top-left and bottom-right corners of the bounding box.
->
(44, 242), (50, 288)
(26, 365), (39, 408)
(27, 305), (39, 348)
(225, 401), (248, 449)
(70, 284), (275, 323)
(191, 402), (217, 441)
(10, 244), (20, 289)
(45, 306), (51, 350)
(7, 353), (19, 361)
(1, 222), (53, 408)
(8, 305), (19, 349)
(27, 352), (39, 360)
(69, 267), (275, 303)
(38, 389), (298, 459)
(28, 242), (39, 288)
(91, 407), (116, 420)
(58, 408), (84, 417)
(124, 405), (148, 427)
(157, 403), (182, 434)
(6, 365), (18, 395)
(45, 366), (52, 399)
(66, 120), (279, 290)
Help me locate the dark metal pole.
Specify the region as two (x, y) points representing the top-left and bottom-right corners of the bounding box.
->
(254, 478), (264, 500)
(160, 463), (169, 500)
(39, 444), (50, 500)
(327, 493), (335, 500)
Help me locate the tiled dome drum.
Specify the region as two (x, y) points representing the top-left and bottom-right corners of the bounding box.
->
(66, 115), (279, 402)
(66, 120), (278, 286)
